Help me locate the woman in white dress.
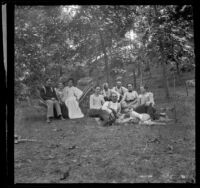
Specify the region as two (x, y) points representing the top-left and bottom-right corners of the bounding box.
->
(63, 78), (84, 119)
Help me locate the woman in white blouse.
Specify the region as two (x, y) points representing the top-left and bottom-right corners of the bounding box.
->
(121, 83), (139, 109)
(63, 78), (84, 119)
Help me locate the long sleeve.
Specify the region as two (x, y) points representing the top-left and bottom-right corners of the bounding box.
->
(121, 92), (127, 102)
(147, 92), (155, 106)
(40, 88), (48, 100)
(122, 87), (128, 95)
(117, 103), (121, 114)
(74, 87), (83, 100)
(138, 94), (143, 105)
(135, 91), (139, 99)
(53, 88), (59, 100)
(102, 101), (112, 113)
(134, 91), (139, 103)
(62, 87), (68, 102)
(101, 95), (105, 105)
(89, 95), (94, 109)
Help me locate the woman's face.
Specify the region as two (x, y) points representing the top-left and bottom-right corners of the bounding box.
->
(68, 80), (73, 87)
(46, 79), (52, 87)
(95, 87), (101, 95)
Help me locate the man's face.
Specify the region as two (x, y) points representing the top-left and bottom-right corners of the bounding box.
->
(95, 87), (101, 95)
(116, 81), (121, 88)
(46, 79), (52, 87)
(104, 83), (108, 89)
(111, 94), (118, 103)
(128, 84), (133, 91)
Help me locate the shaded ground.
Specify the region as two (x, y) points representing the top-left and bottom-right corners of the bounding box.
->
(14, 87), (195, 183)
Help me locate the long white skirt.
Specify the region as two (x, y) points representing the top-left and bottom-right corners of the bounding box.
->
(65, 97), (84, 119)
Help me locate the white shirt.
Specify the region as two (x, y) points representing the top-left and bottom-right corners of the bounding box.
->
(122, 91), (138, 102)
(102, 89), (112, 98)
(63, 86), (83, 102)
(112, 86), (128, 96)
(102, 101), (121, 114)
(138, 92), (155, 106)
(55, 88), (64, 102)
(90, 94), (105, 109)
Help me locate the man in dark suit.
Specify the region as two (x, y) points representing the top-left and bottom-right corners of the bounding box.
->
(40, 78), (64, 123)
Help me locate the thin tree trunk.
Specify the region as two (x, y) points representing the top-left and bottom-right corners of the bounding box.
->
(140, 61), (143, 86)
(133, 68), (137, 89)
(99, 31), (110, 85)
(59, 66), (63, 77)
(154, 5), (170, 99)
(175, 58), (180, 76)
(137, 60), (141, 77)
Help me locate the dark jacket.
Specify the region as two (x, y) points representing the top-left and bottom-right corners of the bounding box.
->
(40, 86), (58, 101)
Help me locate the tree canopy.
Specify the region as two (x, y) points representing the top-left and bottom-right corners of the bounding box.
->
(15, 5), (194, 99)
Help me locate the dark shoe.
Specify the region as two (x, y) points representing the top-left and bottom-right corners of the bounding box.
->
(58, 115), (65, 120)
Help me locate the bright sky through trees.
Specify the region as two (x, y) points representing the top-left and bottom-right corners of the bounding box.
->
(125, 30), (137, 41)
(61, 5), (79, 18)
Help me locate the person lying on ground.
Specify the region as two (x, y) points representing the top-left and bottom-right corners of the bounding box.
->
(134, 85), (167, 120)
(63, 78), (84, 119)
(112, 80), (128, 102)
(102, 82), (112, 101)
(55, 82), (69, 119)
(117, 107), (171, 125)
(121, 83), (139, 110)
(40, 78), (65, 123)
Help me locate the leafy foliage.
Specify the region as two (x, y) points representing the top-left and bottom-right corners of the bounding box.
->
(15, 5), (194, 99)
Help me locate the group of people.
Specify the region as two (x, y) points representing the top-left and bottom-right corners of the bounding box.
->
(40, 78), (166, 125)
(40, 78), (84, 123)
(88, 80), (164, 126)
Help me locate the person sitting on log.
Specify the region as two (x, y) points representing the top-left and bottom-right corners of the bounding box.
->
(102, 82), (112, 101)
(62, 78), (84, 119)
(55, 82), (69, 119)
(121, 83), (139, 110)
(112, 80), (128, 102)
(40, 78), (65, 123)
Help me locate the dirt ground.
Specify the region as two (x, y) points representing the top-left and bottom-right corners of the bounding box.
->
(14, 87), (195, 183)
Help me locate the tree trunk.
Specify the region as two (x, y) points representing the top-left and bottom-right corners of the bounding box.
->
(154, 5), (170, 99)
(140, 62), (143, 86)
(175, 58), (180, 76)
(161, 57), (170, 98)
(137, 60), (141, 77)
(99, 31), (110, 85)
(59, 66), (63, 77)
(133, 68), (137, 89)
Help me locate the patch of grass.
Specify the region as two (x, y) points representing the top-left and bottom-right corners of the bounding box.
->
(14, 79), (195, 183)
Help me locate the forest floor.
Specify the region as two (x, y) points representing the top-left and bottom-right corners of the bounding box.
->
(14, 85), (195, 183)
